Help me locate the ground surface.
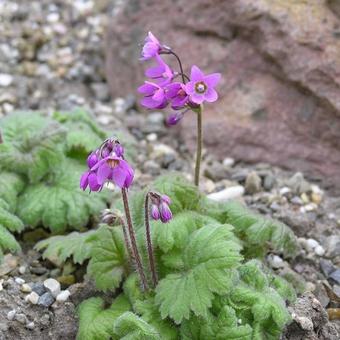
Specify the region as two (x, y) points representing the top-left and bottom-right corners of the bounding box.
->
(0, 0), (340, 339)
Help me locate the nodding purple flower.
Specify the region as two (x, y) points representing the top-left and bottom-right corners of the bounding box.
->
(185, 65), (221, 104)
(149, 193), (172, 223)
(140, 32), (163, 61)
(138, 81), (168, 109)
(80, 139), (134, 191)
(166, 112), (184, 126)
(145, 55), (175, 85)
(165, 82), (189, 109)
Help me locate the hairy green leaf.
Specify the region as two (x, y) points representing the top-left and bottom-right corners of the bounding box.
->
(35, 230), (96, 265)
(0, 224), (21, 261)
(17, 160), (108, 232)
(113, 311), (161, 340)
(0, 206), (24, 233)
(77, 295), (130, 340)
(87, 225), (127, 291)
(0, 172), (25, 211)
(0, 112), (66, 183)
(155, 225), (242, 323)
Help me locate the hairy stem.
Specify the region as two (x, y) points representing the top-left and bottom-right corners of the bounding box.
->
(144, 193), (158, 287)
(0, 130), (3, 144)
(121, 188), (148, 291)
(194, 106), (203, 187)
(118, 217), (134, 268)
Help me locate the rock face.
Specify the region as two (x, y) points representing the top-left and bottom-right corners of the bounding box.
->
(105, 0), (340, 192)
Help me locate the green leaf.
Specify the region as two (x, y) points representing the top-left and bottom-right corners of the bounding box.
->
(0, 111), (66, 183)
(17, 160), (108, 232)
(0, 206), (24, 233)
(35, 230), (96, 265)
(0, 172), (25, 211)
(77, 295), (130, 340)
(222, 201), (297, 255)
(134, 297), (179, 340)
(86, 225), (127, 291)
(0, 224), (21, 261)
(113, 311), (161, 340)
(155, 225), (242, 324)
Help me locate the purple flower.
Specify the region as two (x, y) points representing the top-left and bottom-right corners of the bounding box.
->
(165, 82), (188, 109)
(91, 156), (134, 189)
(138, 81), (168, 109)
(149, 193), (172, 223)
(141, 32), (162, 61)
(145, 55), (174, 85)
(185, 65), (221, 104)
(114, 144), (124, 158)
(87, 152), (99, 168)
(166, 112), (184, 126)
(80, 171), (102, 192)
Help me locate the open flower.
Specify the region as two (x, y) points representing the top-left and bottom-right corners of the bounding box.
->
(145, 55), (175, 85)
(185, 65), (221, 104)
(165, 82), (188, 109)
(138, 81), (168, 109)
(91, 156), (134, 189)
(141, 32), (162, 61)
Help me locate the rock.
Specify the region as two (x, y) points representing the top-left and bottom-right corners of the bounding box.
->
(90, 82), (111, 101)
(300, 193), (310, 204)
(245, 171), (262, 194)
(323, 235), (340, 258)
(207, 186), (245, 202)
(18, 265), (27, 274)
(263, 173), (276, 191)
(15, 313), (28, 325)
(279, 187), (291, 196)
(43, 278), (61, 298)
(56, 290), (71, 303)
(0, 254), (18, 276)
(32, 282), (47, 296)
(311, 192), (322, 205)
(7, 310), (16, 321)
(143, 160), (160, 176)
(38, 292), (55, 307)
(21, 283), (32, 293)
(286, 172), (311, 194)
(204, 162), (228, 181)
(26, 321), (35, 330)
(26, 291), (40, 305)
(15, 277), (25, 285)
(305, 238), (319, 252)
(315, 245), (325, 257)
(290, 196), (303, 205)
(267, 254), (284, 269)
(222, 157), (235, 167)
(57, 275), (76, 286)
(329, 269), (340, 285)
(146, 133), (157, 142)
(319, 259), (336, 277)
(0, 73), (13, 87)
(105, 0), (340, 194)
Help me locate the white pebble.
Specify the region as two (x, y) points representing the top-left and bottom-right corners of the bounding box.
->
(56, 290), (71, 303)
(15, 277), (25, 285)
(222, 157), (235, 167)
(306, 238), (319, 252)
(26, 321), (35, 330)
(26, 292), (39, 305)
(207, 186), (245, 202)
(0, 73), (13, 87)
(279, 187), (291, 196)
(267, 254), (284, 269)
(43, 278), (61, 298)
(7, 310), (16, 321)
(304, 203), (317, 212)
(21, 283), (32, 293)
(314, 245), (325, 256)
(146, 133), (157, 142)
(18, 266), (26, 274)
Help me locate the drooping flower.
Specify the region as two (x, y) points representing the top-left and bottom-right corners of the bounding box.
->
(91, 155), (134, 189)
(165, 82), (188, 109)
(145, 55), (175, 85)
(80, 170), (102, 192)
(166, 111), (184, 126)
(140, 32), (162, 61)
(138, 81), (168, 109)
(185, 65), (221, 104)
(149, 193), (172, 223)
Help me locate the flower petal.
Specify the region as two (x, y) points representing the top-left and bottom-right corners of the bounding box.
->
(185, 81), (195, 95)
(190, 65), (204, 82)
(88, 173), (102, 191)
(80, 171), (89, 190)
(165, 82), (182, 99)
(204, 73), (221, 87)
(141, 96), (161, 109)
(190, 92), (205, 104)
(204, 88), (218, 103)
(138, 82), (157, 95)
(152, 88), (165, 101)
(145, 65), (163, 78)
(111, 166), (127, 188)
(97, 162), (112, 185)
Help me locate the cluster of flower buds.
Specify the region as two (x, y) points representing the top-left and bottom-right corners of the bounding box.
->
(149, 192), (173, 223)
(80, 138), (133, 192)
(138, 32), (221, 126)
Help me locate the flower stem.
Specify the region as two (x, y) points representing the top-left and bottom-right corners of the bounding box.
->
(121, 188), (148, 291)
(0, 130), (3, 144)
(194, 105), (203, 187)
(144, 193), (158, 288)
(118, 217), (134, 268)
(168, 50), (187, 84)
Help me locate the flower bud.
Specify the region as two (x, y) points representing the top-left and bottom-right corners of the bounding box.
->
(159, 202), (172, 223)
(151, 204), (160, 220)
(166, 112), (183, 126)
(114, 144), (124, 157)
(87, 152), (99, 168)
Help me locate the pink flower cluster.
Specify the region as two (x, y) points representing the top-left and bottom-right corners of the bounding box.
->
(138, 32), (221, 126)
(80, 139), (134, 191)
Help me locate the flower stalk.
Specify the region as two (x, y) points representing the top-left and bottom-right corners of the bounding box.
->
(194, 105), (203, 187)
(121, 188), (148, 291)
(144, 193), (158, 287)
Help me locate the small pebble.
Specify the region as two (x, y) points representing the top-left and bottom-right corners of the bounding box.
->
(245, 171), (262, 194)
(0, 74), (13, 87)
(15, 277), (25, 285)
(26, 321), (35, 330)
(146, 133), (157, 142)
(329, 269), (340, 285)
(267, 254), (284, 269)
(207, 186), (245, 202)
(21, 283), (32, 293)
(306, 238), (319, 252)
(300, 193), (309, 204)
(56, 290), (71, 303)
(32, 282), (47, 296)
(279, 187), (291, 196)
(7, 310), (16, 321)
(43, 278), (61, 298)
(290, 196), (303, 205)
(38, 292), (55, 307)
(26, 292), (39, 305)
(222, 157), (235, 167)
(15, 313), (28, 324)
(314, 245), (325, 256)
(18, 266), (27, 274)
